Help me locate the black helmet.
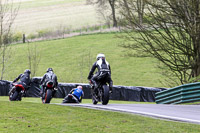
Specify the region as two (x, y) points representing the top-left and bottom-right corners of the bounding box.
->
(47, 68), (53, 72)
(24, 69), (31, 74)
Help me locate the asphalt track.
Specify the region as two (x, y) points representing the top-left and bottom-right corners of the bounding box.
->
(55, 103), (200, 124)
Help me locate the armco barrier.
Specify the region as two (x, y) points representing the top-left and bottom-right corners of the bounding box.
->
(0, 78), (165, 102)
(155, 82), (200, 104)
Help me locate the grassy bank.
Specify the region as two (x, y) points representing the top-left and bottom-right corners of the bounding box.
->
(0, 97), (199, 133)
(4, 33), (166, 87)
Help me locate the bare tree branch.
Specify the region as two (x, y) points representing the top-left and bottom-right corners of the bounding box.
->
(87, 0), (118, 27)
(27, 40), (41, 78)
(119, 0), (200, 85)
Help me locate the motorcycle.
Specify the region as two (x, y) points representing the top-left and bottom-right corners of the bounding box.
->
(9, 82), (26, 101)
(89, 79), (110, 105)
(62, 94), (81, 103)
(41, 81), (56, 104)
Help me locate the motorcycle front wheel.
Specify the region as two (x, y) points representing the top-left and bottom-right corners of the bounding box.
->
(10, 91), (19, 101)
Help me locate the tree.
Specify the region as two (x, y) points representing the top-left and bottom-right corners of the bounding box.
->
(87, 0), (118, 27)
(108, 0), (117, 27)
(122, 0), (146, 25)
(119, 0), (200, 85)
(27, 40), (41, 78)
(0, 0), (19, 80)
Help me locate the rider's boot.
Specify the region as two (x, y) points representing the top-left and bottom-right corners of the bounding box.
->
(40, 86), (44, 98)
(9, 87), (16, 95)
(91, 80), (98, 92)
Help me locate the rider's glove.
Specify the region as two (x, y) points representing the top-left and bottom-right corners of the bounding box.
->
(87, 75), (92, 80)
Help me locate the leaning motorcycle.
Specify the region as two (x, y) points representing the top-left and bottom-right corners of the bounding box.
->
(89, 79), (110, 105)
(41, 81), (56, 104)
(62, 94), (81, 103)
(9, 82), (26, 101)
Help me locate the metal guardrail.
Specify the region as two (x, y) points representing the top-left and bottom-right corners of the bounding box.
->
(155, 82), (200, 104)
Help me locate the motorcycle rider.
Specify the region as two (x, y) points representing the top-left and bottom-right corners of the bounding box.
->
(10, 69), (31, 96)
(87, 53), (113, 93)
(62, 86), (84, 103)
(40, 68), (58, 98)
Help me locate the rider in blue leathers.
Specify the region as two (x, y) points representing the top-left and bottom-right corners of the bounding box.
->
(62, 86), (84, 103)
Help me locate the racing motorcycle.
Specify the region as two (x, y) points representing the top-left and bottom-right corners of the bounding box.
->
(41, 81), (56, 104)
(89, 79), (110, 105)
(9, 82), (26, 101)
(62, 94), (81, 103)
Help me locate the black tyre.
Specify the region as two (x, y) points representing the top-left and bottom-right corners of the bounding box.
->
(102, 85), (109, 105)
(10, 91), (19, 101)
(44, 89), (52, 103)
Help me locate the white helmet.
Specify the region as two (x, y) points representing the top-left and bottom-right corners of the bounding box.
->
(96, 53), (105, 60)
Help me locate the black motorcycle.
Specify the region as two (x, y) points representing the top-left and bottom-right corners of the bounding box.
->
(41, 81), (56, 104)
(9, 82), (26, 101)
(90, 80), (110, 105)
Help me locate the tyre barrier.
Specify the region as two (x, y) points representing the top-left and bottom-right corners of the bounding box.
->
(0, 78), (166, 102)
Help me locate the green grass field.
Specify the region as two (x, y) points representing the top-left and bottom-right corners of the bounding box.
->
(0, 96), (200, 133)
(4, 33), (167, 88)
(12, 0), (99, 34)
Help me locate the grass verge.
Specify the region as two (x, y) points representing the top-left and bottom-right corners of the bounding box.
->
(0, 96), (199, 133)
(0, 96), (154, 104)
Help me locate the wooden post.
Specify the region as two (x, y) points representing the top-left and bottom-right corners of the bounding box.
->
(23, 34), (25, 43)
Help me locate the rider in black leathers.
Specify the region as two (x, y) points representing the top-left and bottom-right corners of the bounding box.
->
(10, 69), (31, 96)
(40, 68), (58, 98)
(87, 53), (113, 93)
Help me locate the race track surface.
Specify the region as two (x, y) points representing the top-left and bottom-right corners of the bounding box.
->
(55, 103), (200, 124)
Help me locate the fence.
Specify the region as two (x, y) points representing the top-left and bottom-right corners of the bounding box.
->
(14, 25), (121, 44)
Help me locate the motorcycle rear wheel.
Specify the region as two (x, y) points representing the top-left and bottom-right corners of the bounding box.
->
(102, 85), (109, 105)
(44, 89), (52, 104)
